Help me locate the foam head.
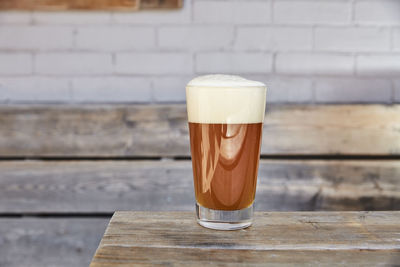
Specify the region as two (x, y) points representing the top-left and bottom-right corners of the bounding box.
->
(186, 75), (267, 124)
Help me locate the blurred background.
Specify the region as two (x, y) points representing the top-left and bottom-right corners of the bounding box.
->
(0, 0), (400, 266)
(0, 0), (399, 104)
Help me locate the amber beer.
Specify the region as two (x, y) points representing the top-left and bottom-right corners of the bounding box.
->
(186, 75), (267, 230)
(189, 123), (262, 210)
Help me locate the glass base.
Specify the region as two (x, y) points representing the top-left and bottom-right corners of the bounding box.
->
(196, 203), (253, 230)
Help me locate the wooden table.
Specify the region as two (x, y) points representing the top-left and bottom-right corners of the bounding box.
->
(90, 211), (400, 266)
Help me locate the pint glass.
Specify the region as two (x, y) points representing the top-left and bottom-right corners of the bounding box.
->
(186, 75), (267, 230)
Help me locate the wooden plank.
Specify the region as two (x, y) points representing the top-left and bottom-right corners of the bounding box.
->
(0, 218), (109, 267)
(0, 0), (140, 11)
(0, 160), (399, 213)
(0, 105), (399, 157)
(91, 247), (400, 266)
(91, 211), (400, 266)
(140, 0), (182, 9)
(0, 105), (188, 157)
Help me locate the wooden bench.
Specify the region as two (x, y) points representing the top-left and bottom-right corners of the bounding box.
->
(90, 211), (400, 266)
(1, 104), (399, 266)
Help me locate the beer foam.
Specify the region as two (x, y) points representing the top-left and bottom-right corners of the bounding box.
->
(186, 75), (267, 124)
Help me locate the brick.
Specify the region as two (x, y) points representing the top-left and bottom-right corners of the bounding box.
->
(113, 0), (190, 24)
(394, 28), (400, 51)
(158, 26), (234, 50)
(315, 78), (392, 103)
(116, 53), (192, 75)
(0, 26), (74, 50)
(315, 27), (390, 52)
(153, 76), (190, 102)
(234, 27), (312, 51)
(276, 53), (354, 75)
(355, 0), (400, 25)
(0, 77), (70, 102)
(246, 75), (313, 102)
(35, 53), (112, 75)
(32, 11), (111, 25)
(357, 55), (400, 76)
(394, 80), (400, 102)
(0, 12), (31, 24)
(71, 77), (152, 102)
(266, 76), (313, 102)
(0, 53), (32, 75)
(76, 27), (155, 51)
(274, 0), (351, 24)
(196, 52), (272, 74)
(194, 1), (271, 24)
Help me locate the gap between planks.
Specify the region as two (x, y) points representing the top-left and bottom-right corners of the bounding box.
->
(1, 155), (400, 161)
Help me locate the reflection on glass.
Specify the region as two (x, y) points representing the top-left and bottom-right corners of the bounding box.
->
(189, 123), (262, 211)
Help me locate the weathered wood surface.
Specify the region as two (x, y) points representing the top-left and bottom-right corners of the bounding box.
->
(0, 0), (139, 11)
(1, 160), (399, 213)
(0, 218), (109, 267)
(0, 0), (182, 10)
(1, 104), (399, 157)
(91, 211), (400, 266)
(141, 0), (182, 9)
(92, 247), (399, 266)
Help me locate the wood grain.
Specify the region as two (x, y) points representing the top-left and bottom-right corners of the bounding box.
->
(0, 0), (140, 11)
(91, 247), (400, 266)
(1, 104), (399, 157)
(90, 211), (400, 266)
(140, 0), (182, 9)
(0, 160), (399, 213)
(0, 0), (183, 10)
(0, 218), (109, 267)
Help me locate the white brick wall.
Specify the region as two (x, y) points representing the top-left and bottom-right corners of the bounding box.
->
(158, 26), (234, 50)
(260, 76), (314, 103)
(276, 53), (353, 75)
(235, 27), (312, 51)
(116, 53), (192, 74)
(196, 52), (272, 74)
(71, 77), (152, 102)
(0, 26), (74, 50)
(393, 28), (400, 51)
(273, 1), (351, 25)
(315, 78), (392, 103)
(355, 0), (400, 25)
(35, 53), (113, 75)
(0, 12), (31, 24)
(395, 80), (400, 101)
(0, 0), (399, 104)
(0, 77), (70, 102)
(0, 53), (32, 75)
(314, 27), (390, 52)
(193, 1), (271, 24)
(32, 11), (111, 25)
(357, 55), (400, 76)
(152, 76), (188, 102)
(75, 27), (155, 51)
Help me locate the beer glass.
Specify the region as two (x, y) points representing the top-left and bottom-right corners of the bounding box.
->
(186, 75), (267, 230)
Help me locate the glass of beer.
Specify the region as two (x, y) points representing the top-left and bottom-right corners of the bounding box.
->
(186, 75), (267, 230)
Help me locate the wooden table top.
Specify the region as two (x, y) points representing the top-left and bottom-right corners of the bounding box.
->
(90, 211), (400, 266)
